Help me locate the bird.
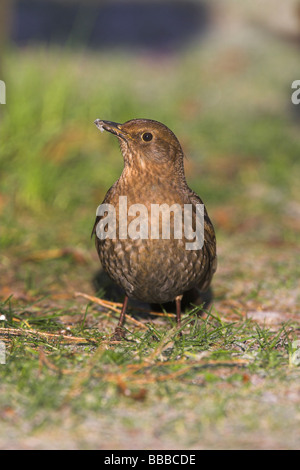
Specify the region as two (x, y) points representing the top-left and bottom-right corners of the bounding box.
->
(92, 119), (217, 339)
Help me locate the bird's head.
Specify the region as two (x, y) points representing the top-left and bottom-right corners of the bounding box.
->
(94, 118), (185, 177)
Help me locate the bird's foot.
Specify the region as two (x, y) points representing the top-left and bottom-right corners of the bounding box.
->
(111, 326), (126, 341)
(177, 329), (183, 339)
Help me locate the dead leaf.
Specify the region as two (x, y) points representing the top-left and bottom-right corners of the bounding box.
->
(23, 248), (89, 264)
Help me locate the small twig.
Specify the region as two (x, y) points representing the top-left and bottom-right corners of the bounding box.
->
(38, 346), (74, 375)
(22, 247), (88, 264)
(0, 327), (95, 344)
(75, 292), (148, 329)
(75, 292), (121, 313)
(94, 296), (175, 319)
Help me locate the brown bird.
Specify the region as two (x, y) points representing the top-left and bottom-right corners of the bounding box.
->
(92, 119), (217, 339)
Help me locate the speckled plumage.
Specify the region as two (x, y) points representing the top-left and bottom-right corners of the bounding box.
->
(92, 119), (217, 335)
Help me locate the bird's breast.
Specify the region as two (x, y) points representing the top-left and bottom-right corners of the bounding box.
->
(95, 177), (211, 303)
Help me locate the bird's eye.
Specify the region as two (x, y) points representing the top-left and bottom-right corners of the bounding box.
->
(142, 132), (153, 142)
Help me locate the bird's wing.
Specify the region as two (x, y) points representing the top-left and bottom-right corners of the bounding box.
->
(188, 190), (217, 290)
(91, 183), (118, 239)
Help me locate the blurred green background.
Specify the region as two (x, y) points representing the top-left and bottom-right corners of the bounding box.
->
(1, 0), (299, 259)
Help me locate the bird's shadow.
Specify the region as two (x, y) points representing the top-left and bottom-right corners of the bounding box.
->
(92, 269), (213, 319)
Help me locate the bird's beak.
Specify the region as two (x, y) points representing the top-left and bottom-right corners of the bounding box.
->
(94, 119), (128, 141)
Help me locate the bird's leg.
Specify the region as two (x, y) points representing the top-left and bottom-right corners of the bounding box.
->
(111, 294), (128, 340)
(175, 295), (183, 334)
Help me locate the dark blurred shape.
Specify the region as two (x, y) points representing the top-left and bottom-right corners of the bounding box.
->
(12, 0), (209, 52)
(0, 0), (13, 75)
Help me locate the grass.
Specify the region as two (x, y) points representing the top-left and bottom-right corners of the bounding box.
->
(0, 5), (300, 449)
(0, 295), (299, 449)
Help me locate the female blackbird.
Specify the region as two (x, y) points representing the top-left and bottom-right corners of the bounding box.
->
(92, 119), (217, 338)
